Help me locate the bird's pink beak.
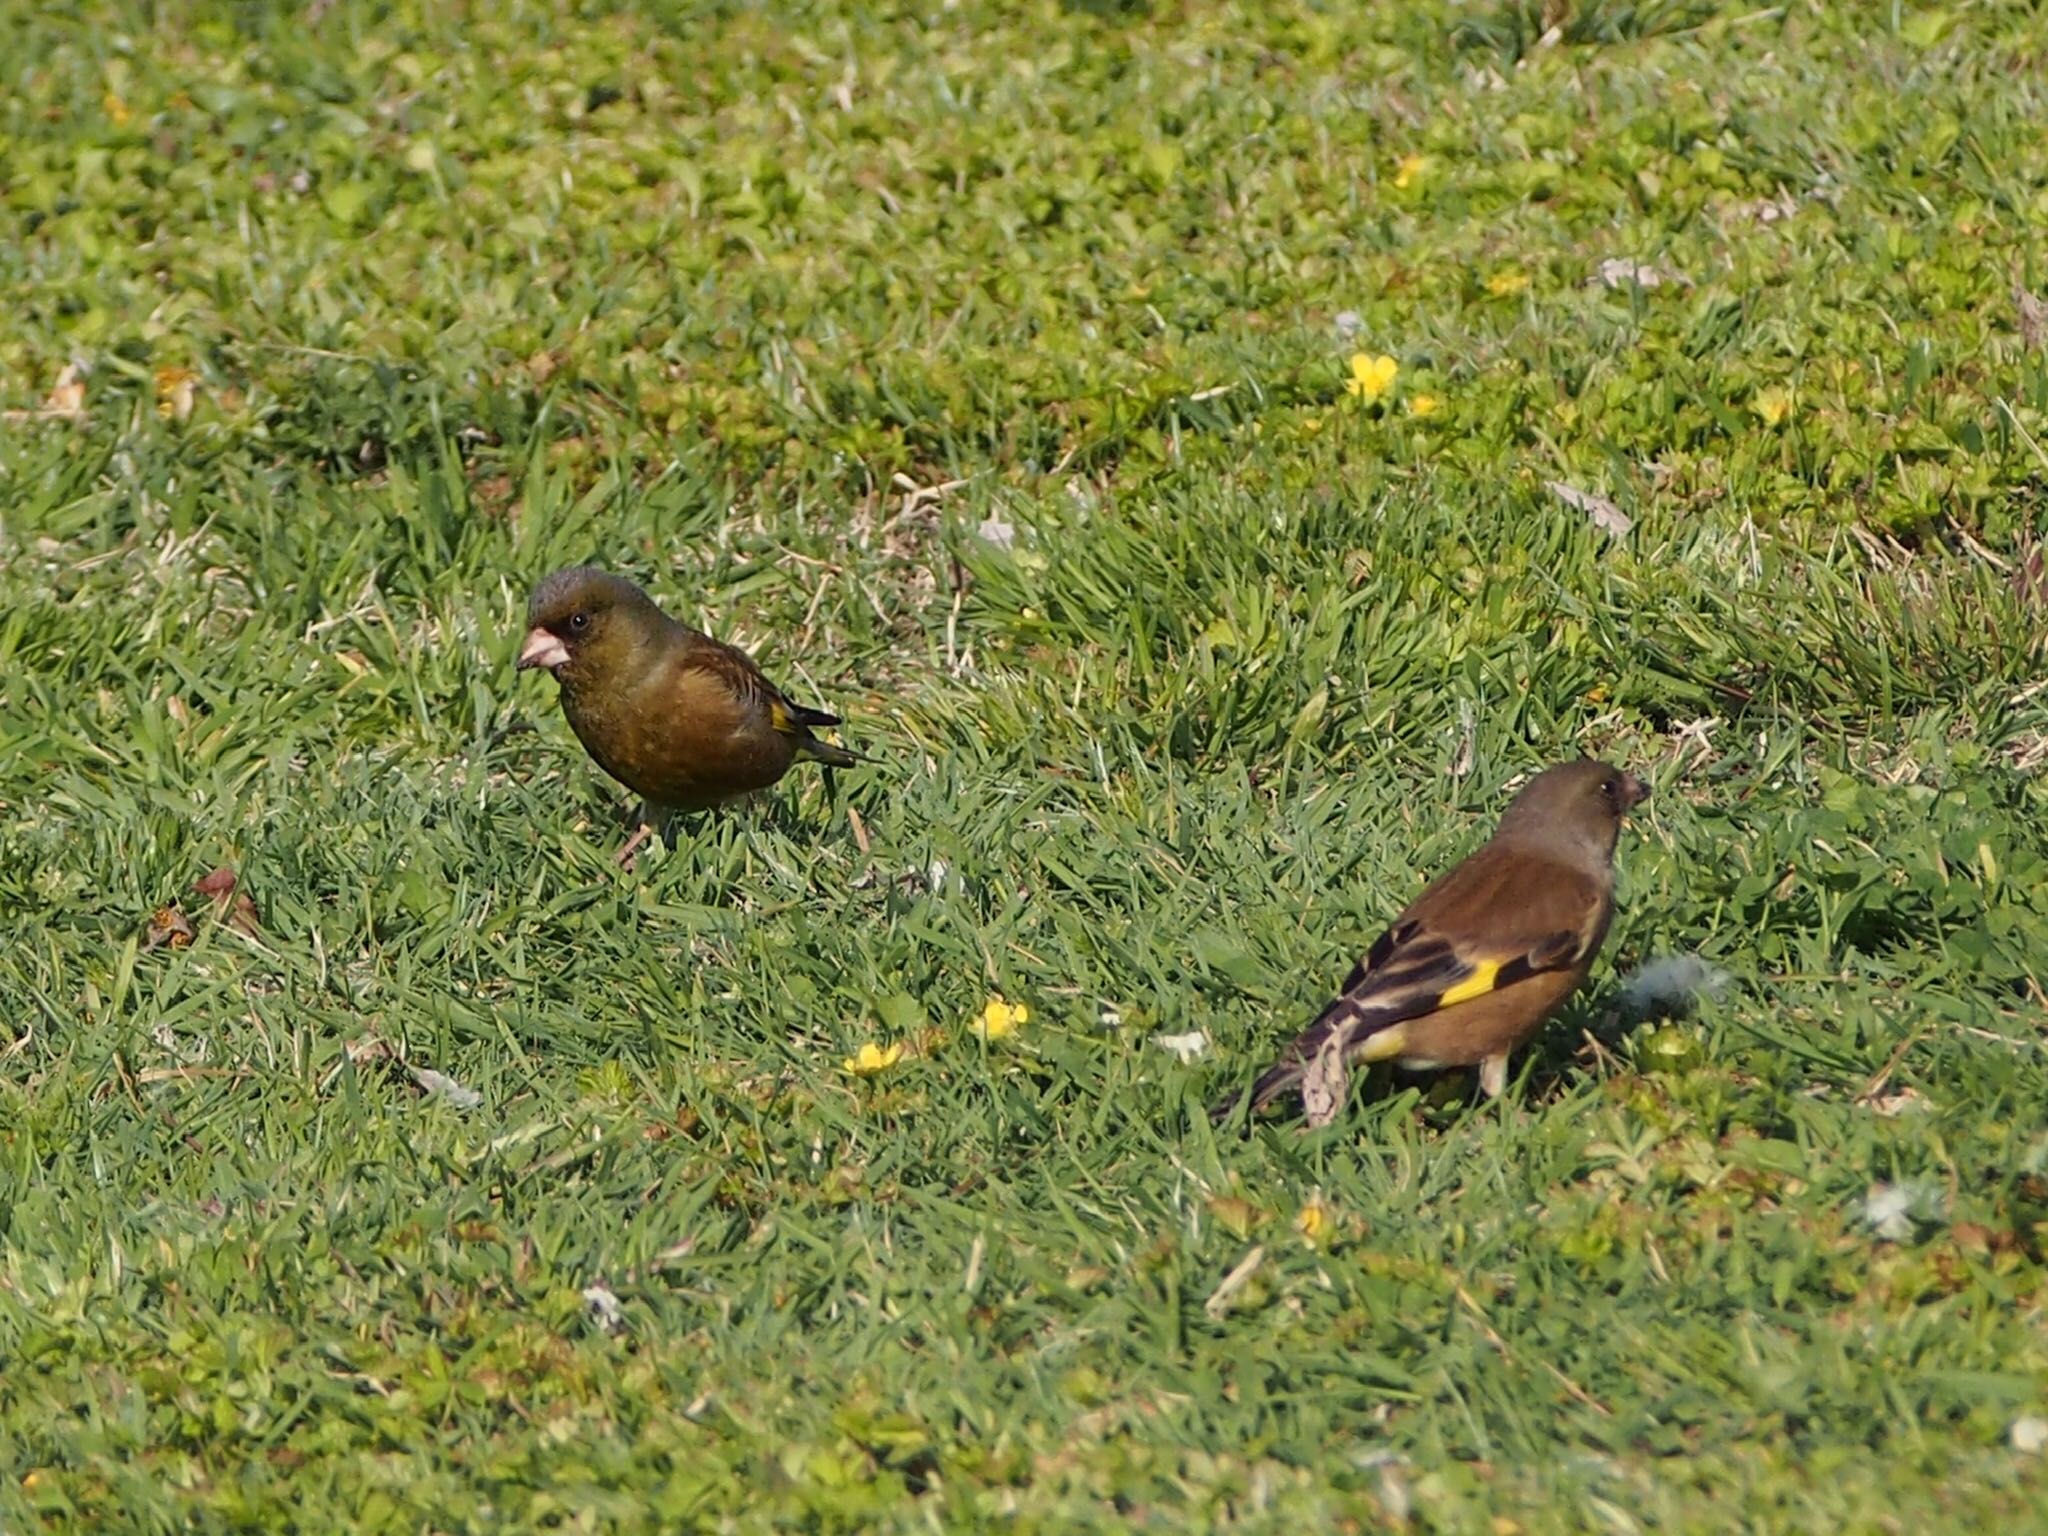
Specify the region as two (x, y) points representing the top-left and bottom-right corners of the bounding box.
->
(517, 627), (571, 672)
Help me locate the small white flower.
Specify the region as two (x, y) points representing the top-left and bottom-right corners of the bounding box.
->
(582, 1282), (625, 1335)
(411, 1066), (482, 1112)
(1861, 1180), (1944, 1241)
(1153, 1030), (1210, 1062)
(1619, 955), (1733, 1017)
(1591, 257), (1692, 290)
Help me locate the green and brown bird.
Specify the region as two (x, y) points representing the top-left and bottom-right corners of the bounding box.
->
(1214, 758), (1647, 1125)
(517, 567), (861, 864)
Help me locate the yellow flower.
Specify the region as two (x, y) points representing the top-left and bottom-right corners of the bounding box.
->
(154, 366), (197, 422)
(840, 1040), (905, 1076)
(1393, 153), (1426, 190)
(971, 994), (1030, 1041)
(1295, 1195), (1336, 1247)
(1346, 353), (1399, 402)
(1485, 270), (1530, 298)
(1408, 393), (1441, 419)
(1752, 387), (1794, 427)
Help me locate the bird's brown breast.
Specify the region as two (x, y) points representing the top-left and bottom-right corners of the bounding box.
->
(561, 651), (796, 810)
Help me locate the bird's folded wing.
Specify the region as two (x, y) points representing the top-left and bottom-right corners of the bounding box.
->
(1315, 921), (1583, 1048)
(669, 641), (838, 735)
(657, 641), (772, 719)
(1217, 853), (1604, 1120)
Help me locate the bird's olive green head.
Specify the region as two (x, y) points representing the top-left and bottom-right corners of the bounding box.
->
(1494, 758), (1648, 868)
(517, 567), (664, 690)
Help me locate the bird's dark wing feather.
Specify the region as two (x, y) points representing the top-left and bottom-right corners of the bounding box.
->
(782, 699), (841, 729)
(669, 639), (863, 766)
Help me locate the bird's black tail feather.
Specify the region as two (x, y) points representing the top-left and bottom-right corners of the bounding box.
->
(1210, 1002), (1341, 1125)
(1209, 995), (1408, 1126)
(797, 735), (866, 768)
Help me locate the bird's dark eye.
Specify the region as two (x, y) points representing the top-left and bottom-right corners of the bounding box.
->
(569, 612), (590, 632)
(1601, 777), (1619, 800)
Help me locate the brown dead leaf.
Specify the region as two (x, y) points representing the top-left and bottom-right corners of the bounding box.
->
(2014, 544), (2046, 608)
(470, 474), (516, 518)
(1206, 1195), (1270, 1240)
(1204, 1245), (1267, 1320)
(1949, 1222), (2015, 1256)
(225, 894), (262, 937)
(145, 906), (195, 950)
(1546, 480), (1633, 537)
(2015, 272), (2048, 351)
(192, 866), (262, 937)
(45, 363), (88, 418)
(6, 363), (91, 422)
(1590, 257), (1691, 291)
(1864, 1087), (1928, 1118)
(347, 1034), (397, 1066)
(1302, 1035), (1350, 1128)
(319, 1033), (398, 1095)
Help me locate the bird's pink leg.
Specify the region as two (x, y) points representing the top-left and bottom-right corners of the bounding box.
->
(614, 822), (656, 869)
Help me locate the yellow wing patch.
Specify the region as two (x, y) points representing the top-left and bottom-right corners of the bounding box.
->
(1436, 959), (1501, 1008)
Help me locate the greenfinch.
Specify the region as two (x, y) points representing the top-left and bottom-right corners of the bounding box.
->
(517, 567), (860, 863)
(1215, 758), (1647, 1124)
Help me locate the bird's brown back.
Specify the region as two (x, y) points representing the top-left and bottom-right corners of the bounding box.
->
(1397, 833), (1615, 960)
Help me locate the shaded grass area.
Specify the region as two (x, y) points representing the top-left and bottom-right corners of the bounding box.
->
(4, 0), (2048, 1529)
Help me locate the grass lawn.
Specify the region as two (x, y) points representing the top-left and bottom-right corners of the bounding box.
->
(6, 0), (2048, 1528)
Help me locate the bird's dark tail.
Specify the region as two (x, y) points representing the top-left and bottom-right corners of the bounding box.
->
(1209, 1042), (1320, 1125)
(1209, 995), (1405, 1126)
(797, 735), (866, 768)
(772, 698), (868, 767)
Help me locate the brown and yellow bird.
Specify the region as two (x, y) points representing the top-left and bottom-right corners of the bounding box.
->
(1214, 759), (1647, 1125)
(516, 567), (861, 864)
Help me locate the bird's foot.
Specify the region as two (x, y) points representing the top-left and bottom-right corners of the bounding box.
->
(614, 823), (656, 870)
